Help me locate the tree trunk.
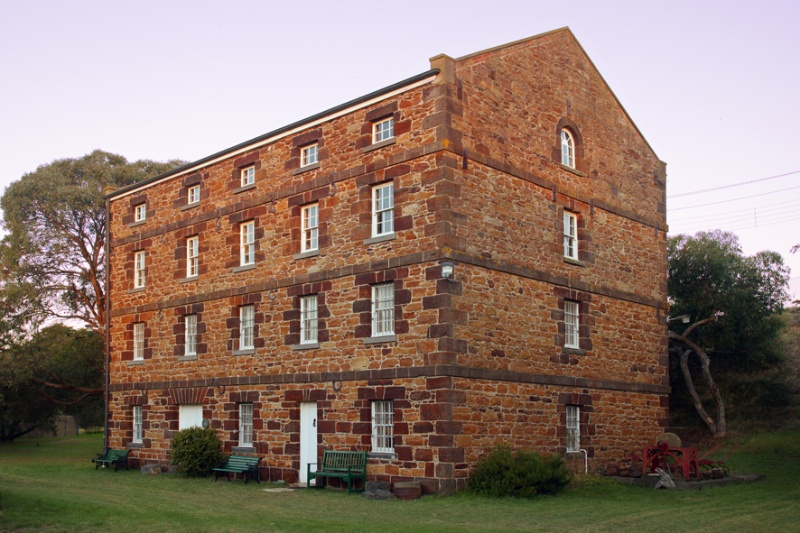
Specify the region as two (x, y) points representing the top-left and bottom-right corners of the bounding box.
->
(669, 322), (728, 439)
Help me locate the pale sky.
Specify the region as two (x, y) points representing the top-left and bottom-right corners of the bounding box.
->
(1, 0), (798, 300)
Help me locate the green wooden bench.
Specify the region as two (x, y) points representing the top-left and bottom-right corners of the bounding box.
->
(307, 449), (367, 493)
(92, 449), (130, 471)
(213, 454), (262, 484)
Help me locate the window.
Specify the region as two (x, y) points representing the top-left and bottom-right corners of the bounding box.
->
(566, 405), (580, 452)
(133, 405), (143, 444)
(188, 185), (200, 205)
(301, 143), (318, 167)
(564, 300), (580, 349)
(185, 314), (197, 356)
(187, 236), (199, 278)
(301, 204), (319, 253)
(134, 251), (146, 288)
(240, 221), (255, 266)
(300, 295), (318, 344)
(179, 404), (203, 430)
(371, 400), (394, 453)
(372, 183), (394, 237)
(239, 403), (254, 447)
(371, 283), (394, 337)
(241, 166), (255, 187)
(563, 212), (578, 260)
(561, 129), (575, 168)
(240, 305), (254, 350)
(133, 322), (144, 361)
(373, 117), (394, 144)
(134, 203), (146, 222)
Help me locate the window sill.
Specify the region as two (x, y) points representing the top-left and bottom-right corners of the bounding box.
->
(129, 220), (146, 228)
(232, 446), (256, 454)
(363, 138), (396, 153)
(129, 442), (144, 449)
(177, 354), (198, 362)
(127, 360), (144, 366)
(128, 287), (146, 294)
(562, 347), (587, 356)
(292, 162), (320, 175)
(367, 452), (397, 460)
(558, 163), (586, 177)
(233, 183), (256, 195)
(232, 263), (256, 273)
(563, 257), (586, 268)
(364, 334), (397, 345)
(179, 276), (199, 283)
(181, 202), (200, 212)
(363, 233), (397, 245)
(292, 342), (319, 351)
(293, 249), (320, 260)
(232, 348), (255, 356)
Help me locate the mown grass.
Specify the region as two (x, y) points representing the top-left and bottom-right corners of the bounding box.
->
(1, 430), (799, 532)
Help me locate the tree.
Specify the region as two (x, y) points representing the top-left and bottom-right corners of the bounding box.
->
(0, 325), (103, 441)
(0, 150), (185, 333)
(0, 151), (185, 404)
(667, 230), (790, 438)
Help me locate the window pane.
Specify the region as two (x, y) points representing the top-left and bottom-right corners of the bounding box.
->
(371, 400), (394, 453)
(133, 323), (144, 360)
(179, 404), (203, 430)
(185, 314), (197, 355)
(564, 301), (579, 348)
(187, 237), (199, 277)
(372, 183), (394, 236)
(300, 295), (318, 344)
(563, 213), (577, 259)
(240, 305), (254, 349)
(241, 222), (255, 265)
(302, 205), (319, 252)
(372, 283), (394, 336)
(133, 405), (143, 443)
(566, 405), (580, 452)
(239, 403), (253, 447)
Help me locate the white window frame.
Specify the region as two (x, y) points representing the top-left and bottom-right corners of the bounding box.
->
(187, 236), (199, 278)
(134, 203), (146, 222)
(240, 221), (255, 266)
(566, 405), (580, 452)
(371, 182), (394, 237)
(240, 305), (255, 350)
(371, 400), (394, 453)
(241, 166), (255, 187)
(300, 295), (318, 345)
(188, 185), (200, 205)
(563, 212), (578, 260)
(372, 117), (394, 144)
(185, 314), (197, 356)
(133, 405), (143, 444)
(564, 300), (580, 349)
(179, 404), (203, 430)
(371, 283), (394, 337)
(301, 143), (318, 167)
(561, 129), (575, 168)
(239, 403), (254, 448)
(133, 322), (144, 361)
(134, 250), (146, 288)
(301, 204), (319, 253)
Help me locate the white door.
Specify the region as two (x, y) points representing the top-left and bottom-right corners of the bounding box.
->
(299, 402), (318, 484)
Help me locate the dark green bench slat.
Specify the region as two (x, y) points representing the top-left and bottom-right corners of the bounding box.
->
(213, 455), (261, 484)
(307, 450), (367, 494)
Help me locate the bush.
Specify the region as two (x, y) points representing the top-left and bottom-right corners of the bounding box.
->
(170, 426), (225, 477)
(468, 445), (573, 498)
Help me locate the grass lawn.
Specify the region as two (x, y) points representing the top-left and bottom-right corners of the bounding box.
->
(1, 430), (798, 532)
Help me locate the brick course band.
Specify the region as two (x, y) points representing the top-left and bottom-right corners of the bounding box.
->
(108, 364), (669, 395)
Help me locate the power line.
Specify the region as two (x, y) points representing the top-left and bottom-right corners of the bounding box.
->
(668, 170), (800, 198)
(669, 184), (800, 211)
(669, 198), (800, 223)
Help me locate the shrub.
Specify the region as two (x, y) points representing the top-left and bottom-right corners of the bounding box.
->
(468, 445), (573, 498)
(170, 426), (225, 477)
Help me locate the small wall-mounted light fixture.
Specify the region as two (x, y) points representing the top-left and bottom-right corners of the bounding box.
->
(441, 261), (455, 280)
(667, 314), (691, 324)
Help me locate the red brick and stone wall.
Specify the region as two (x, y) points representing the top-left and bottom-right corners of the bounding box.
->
(107, 28), (668, 494)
